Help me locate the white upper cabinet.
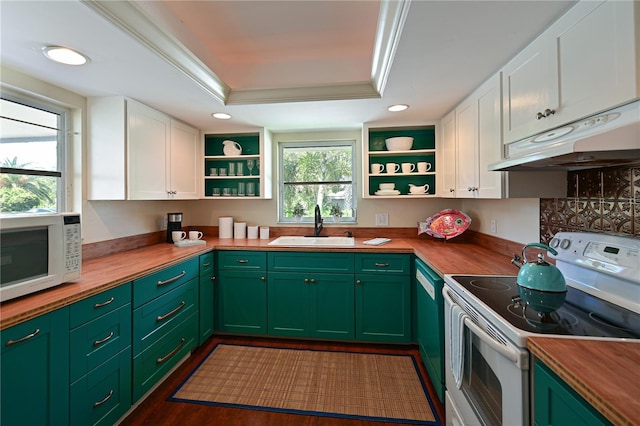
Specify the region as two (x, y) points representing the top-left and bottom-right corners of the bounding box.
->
(454, 74), (503, 199)
(502, 0), (639, 144)
(87, 97), (199, 200)
(437, 110), (456, 197)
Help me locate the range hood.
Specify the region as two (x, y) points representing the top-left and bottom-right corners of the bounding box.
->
(489, 100), (640, 171)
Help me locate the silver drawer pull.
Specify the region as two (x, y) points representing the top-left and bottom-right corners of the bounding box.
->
(157, 271), (186, 286)
(157, 338), (186, 364)
(202, 262), (212, 267)
(94, 297), (115, 308)
(6, 329), (40, 347)
(374, 263), (390, 267)
(235, 259), (249, 264)
(156, 301), (186, 322)
(93, 331), (114, 346)
(93, 389), (113, 408)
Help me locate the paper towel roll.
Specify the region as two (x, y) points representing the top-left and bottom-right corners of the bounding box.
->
(247, 225), (259, 239)
(234, 222), (247, 239)
(219, 217), (234, 239)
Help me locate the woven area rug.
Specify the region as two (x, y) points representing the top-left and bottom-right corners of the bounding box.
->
(169, 343), (440, 425)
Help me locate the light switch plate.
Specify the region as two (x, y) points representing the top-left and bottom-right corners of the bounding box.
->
(376, 213), (389, 226)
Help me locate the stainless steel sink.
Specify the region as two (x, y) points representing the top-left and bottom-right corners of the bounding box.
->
(268, 236), (355, 247)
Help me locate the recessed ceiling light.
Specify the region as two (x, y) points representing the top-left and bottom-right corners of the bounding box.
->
(42, 46), (89, 65)
(388, 104), (409, 112)
(212, 112), (231, 120)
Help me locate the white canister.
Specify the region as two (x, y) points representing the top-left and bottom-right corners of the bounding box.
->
(260, 226), (270, 240)
(234, 222), (247, 239)
(247, 225), (259, 239)
(219, 217), (234, 239)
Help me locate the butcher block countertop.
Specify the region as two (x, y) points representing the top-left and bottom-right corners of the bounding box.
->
(529, 337), (640, 426)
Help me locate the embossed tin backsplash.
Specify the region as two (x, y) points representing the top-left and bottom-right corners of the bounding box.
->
(540, 165), (640, 244)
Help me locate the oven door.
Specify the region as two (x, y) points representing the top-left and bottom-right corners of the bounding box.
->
(444, 286), (530, 426)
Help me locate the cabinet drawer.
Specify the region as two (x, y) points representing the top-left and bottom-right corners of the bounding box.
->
(133, 258), (198, 308)
(268, 252), (354, 273)
(199, 252), (214, 275)
(70, 348), (132, 426)
(132, 312), (198, 401)
(133, 278), (198, 355)
(70, 304), (132, 382)
(70, 283), (131, 328)
(217, 250), (266, 271)
(355, 253), (410, 275)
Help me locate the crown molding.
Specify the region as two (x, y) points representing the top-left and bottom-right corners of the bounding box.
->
(81, 0), (409, 105)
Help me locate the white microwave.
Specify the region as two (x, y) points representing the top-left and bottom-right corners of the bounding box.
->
(0, 213), (81, 302)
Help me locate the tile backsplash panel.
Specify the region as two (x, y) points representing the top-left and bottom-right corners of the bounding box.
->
(540, 166), (640, 244)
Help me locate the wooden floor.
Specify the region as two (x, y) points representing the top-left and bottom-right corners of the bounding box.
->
(121, 335), (446, 426)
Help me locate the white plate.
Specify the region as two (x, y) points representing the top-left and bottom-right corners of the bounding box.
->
(408, 192), (428, 195)
(374, 190), (400, 196)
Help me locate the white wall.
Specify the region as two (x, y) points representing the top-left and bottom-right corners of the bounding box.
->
(461, 198), (540, 244)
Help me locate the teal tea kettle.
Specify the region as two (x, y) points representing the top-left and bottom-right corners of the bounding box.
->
(512, 242), (567, 312)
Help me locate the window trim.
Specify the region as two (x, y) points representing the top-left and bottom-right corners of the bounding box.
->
(0, 91), (69, 213)
(277, 139), (357, 224)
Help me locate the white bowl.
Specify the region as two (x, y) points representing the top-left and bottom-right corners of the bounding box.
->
(379, 183), (395, 190)
(385, 137), (413, 151)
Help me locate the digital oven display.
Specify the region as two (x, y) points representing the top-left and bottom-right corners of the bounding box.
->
(604, 246), (620, 255)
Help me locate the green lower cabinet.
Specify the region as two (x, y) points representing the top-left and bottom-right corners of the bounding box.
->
(355, 274), (411, 342)
(1, 307), (70, 426)
(216, 270), (267, 334)
(70, 347), (132, 426)
(534, 360), (611, 426)
(268, 272), (355, 340)
(199, 252), (215, 345)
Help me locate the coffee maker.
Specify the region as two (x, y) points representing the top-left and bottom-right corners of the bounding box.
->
(167, 212), (183, 243)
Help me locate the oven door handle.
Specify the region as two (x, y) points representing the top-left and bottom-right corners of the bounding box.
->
(443, 288), (520, 365)
(463, 316), (519, 363)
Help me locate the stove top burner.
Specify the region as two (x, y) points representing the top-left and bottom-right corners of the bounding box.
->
(450, 275), (640, 339)
(507, 302), (578, 330)
(468, 278), (511, 292)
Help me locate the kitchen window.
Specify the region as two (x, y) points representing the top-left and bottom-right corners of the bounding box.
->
(0, 94), (68, 214)
(278, 140), (356, 223)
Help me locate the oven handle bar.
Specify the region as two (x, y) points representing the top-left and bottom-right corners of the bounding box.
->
(443, 288), (520, 364)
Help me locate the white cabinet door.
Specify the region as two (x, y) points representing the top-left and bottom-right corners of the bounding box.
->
(501, 30), (559, 144)
(455, 95), (479, 198)
(127, 101), (171, 200)
(169, 120), (198, 199)
(555, 0), (639, 121)
(438, 110), (456, 197)
(476, 74), (503, 199)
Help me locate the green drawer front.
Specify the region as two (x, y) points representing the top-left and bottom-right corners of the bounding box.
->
(133, 258), (198, 308)
(70, 347), (132, 426)
(268, 252), (355, 273)
(199, 252), (214, 275)
(217, 250), (267, 270)
(355, 253), (410, 275)
(70, 304), (132, 382)
(70, 283), (131, 328)
(132, 312), (198, 402)
(133, 278), (198, 355)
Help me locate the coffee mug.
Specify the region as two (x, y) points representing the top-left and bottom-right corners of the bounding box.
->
(189, 231), (203, 240)
(371, 163), (383, 174)
(172, 231), (186, 242)
(417, 162), (432, 173)
(386, 163), (400, 174)
(401, 163), (415, 174)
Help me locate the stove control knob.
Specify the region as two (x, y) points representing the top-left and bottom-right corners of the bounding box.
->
(549, 237), (560, 248)
(560, 239), (571, 249)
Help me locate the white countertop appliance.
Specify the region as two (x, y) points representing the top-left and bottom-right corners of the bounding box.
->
(443, 232), (640, 426)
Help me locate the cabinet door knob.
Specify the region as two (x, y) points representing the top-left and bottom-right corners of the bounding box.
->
(536, 111), (545, 120)
(544, 108), (555, 117)
(310, 278), (316, 284)
(356, 279), (362, 285)
(210, 276), (216, 281)
(304, 278), (309, 283)
(261, 276), (266, 281)
(449, 188), (455, 193)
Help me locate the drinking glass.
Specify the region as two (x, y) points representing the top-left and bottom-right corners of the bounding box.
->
(238, 182), (245, 196)
(247, 182), (255, 196)
(255, 159), (260, 175)
(229, 162), (236, 176)
(247, 159), (254, 176)
(237, 162), (244, 176)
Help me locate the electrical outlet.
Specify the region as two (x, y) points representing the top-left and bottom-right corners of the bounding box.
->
(490, 219), (497, 234)
(376, 213), (389, 226)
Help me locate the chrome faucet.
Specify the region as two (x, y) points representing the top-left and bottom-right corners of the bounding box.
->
(314, 204), (323, 236)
